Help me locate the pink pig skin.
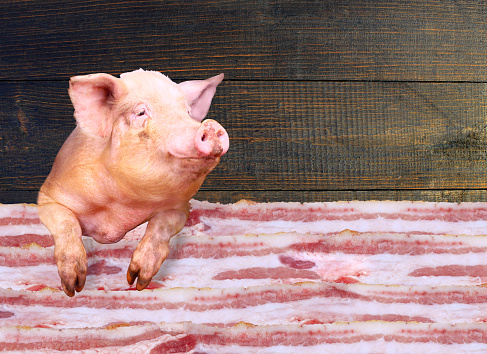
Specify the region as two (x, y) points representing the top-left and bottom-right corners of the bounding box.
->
(37, 69), (228, 296)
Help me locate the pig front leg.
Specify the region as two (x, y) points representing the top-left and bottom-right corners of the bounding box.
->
(127, 209), (188, 290)
(38, 201), (87, 297)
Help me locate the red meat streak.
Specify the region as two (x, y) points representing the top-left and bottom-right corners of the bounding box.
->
(410, 265), (487, 277)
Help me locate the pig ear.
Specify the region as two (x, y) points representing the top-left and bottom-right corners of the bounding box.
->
(179, 73), (224, 122)
(69, 73), (128, 137)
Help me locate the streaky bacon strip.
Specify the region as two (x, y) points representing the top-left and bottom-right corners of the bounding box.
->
(0, 203), (39, 225)
(188, 200), (487, 223)
(172, 231), (487, 258)
(3, 231), (487, 292)
(185, 321), (487, 347)
(5, 230), (487, 265)
(4, 200), (487, 247)
(2, 282), (487, 329)
(2, 322), (487, 352)
(185, 200), (487, 236)
(0, 323), (169, 352)
(182, 322), (487, 352)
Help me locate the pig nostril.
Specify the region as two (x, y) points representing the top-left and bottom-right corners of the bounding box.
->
(201, 134), (207, 142)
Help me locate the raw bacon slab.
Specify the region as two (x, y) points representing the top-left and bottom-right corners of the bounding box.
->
(2, 200), (487, 352)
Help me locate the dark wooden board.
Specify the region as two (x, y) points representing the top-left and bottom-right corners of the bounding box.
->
(0, 81), (74, 194)
(2, 80), (487, 203)
(2, 0), (487, 204)
(1, 0), (486, 81)
(212, 81), (487, 191)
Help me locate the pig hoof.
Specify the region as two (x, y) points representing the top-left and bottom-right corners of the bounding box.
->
(54, 241), (87, 297)
(127, 269), (150, 291)
(61, 273), (86, 297)
(127, 241), (169, 291)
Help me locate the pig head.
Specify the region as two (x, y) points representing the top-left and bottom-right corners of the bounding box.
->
(37, 69), (228, 296)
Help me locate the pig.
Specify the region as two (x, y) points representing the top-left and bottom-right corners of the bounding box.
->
(37, 69), (229, 296)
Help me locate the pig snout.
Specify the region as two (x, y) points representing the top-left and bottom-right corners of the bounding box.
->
(194, 120), (229, 157)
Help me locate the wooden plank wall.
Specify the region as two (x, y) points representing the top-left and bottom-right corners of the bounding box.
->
(1, 0), (487, 204)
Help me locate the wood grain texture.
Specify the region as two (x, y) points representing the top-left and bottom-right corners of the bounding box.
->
(4, 189), (487, 205)
(1, 0), (486, 81)
(1, 80), (486, 203)
(194, 189), (487, 203)
(208, 81), (487, 191)
(0, 81), (73, 192)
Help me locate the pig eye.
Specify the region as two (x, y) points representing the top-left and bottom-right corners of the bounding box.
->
(131, 105), (150, 124)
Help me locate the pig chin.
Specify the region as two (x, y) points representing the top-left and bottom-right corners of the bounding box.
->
(167, 148), (222, 165)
